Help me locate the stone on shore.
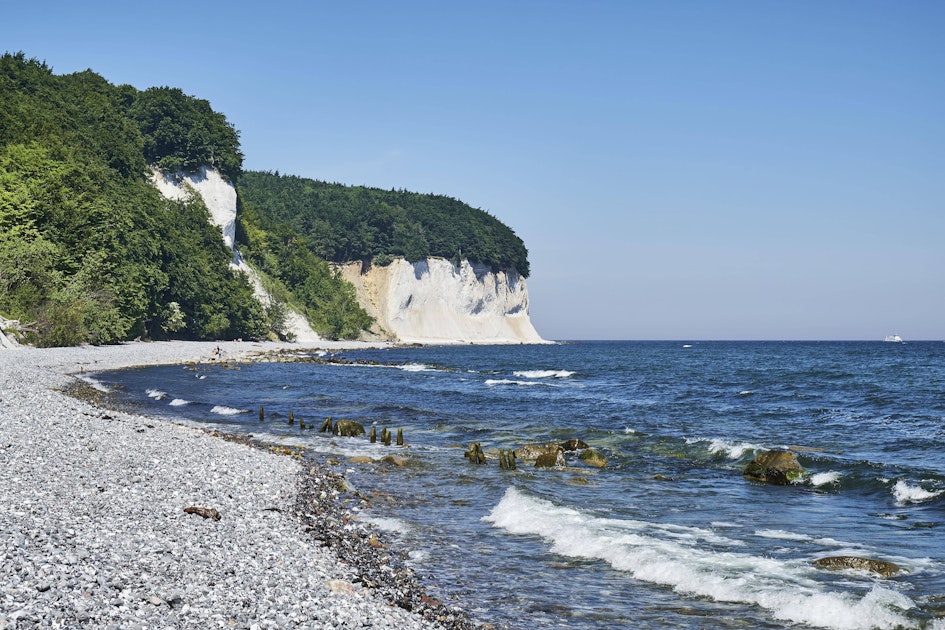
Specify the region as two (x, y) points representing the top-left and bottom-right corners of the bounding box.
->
(0, 340), (455, 630)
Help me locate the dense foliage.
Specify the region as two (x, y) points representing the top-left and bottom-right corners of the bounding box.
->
(236, 203), (372, 340)
(129, 87), (243, 183)
(238, 171), (531, 277)
(0, 52), (264, 345)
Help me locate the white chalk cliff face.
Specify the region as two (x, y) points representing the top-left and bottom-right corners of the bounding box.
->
(150, 167), (321, 342)
(338, 258), (545, 344)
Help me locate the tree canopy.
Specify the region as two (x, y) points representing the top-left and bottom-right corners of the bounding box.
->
(0, 52), (262, 345)
(238, 171), (530, 277)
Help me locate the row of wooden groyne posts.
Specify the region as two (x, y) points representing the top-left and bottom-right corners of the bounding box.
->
(257, 405), (405, 446)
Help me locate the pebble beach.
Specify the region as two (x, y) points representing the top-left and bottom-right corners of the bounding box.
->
(0, 341), (474, 629)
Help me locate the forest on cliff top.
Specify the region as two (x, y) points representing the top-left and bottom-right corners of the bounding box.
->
(0, 52), (529, 346)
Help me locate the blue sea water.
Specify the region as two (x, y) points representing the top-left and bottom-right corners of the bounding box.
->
(100, 341), (945, 629)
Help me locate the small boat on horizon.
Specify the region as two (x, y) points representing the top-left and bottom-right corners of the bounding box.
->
(884, 335), (904, 343)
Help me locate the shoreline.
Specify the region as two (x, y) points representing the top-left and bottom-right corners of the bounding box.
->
(0, 341), (480, 629)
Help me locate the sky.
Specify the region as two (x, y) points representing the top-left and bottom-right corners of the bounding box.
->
(4, 1), (943, 340)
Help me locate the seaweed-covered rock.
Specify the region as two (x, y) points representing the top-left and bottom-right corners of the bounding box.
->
(515, 443), (564, 461)
(560, 438), (589, 451)
(743, 450), (804, 485)
(333, 419), (366, 437)
(812, 556), (901, 578)
(535, 450), (566, 468)
(579, 448), (607, 468)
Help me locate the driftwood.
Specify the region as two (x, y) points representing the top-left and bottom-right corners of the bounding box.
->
(184, 506), (221, 521)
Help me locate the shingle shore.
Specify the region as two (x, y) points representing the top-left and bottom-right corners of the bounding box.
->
(0, 341), (475, 629)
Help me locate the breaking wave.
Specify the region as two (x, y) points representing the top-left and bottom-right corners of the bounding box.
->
(485, 487), (916, 630)
(892, 480), (943, 505)
(210, 405), (246, 416)
(513, 369), (575, 379)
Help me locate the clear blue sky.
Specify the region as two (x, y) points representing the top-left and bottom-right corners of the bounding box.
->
(5, 1), (943, 340)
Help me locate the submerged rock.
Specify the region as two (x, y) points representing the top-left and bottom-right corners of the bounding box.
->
(578, 448), (607, 468)
(812, 556), (902, 578)
(743, 450), (804, 485)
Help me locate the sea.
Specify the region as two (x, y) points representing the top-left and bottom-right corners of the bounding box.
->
(96, 341), (945, 629)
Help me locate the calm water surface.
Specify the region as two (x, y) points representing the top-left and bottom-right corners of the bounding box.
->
(100, 341), (945, 629)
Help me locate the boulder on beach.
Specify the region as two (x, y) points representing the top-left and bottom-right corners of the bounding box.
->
(515, 443), (564, 461)
(812, 556), (901, 578)
(535, 450), (566, 468)
(743, 450), (804, 485)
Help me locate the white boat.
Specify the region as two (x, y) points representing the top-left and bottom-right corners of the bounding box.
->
(884, 335), (904, 343)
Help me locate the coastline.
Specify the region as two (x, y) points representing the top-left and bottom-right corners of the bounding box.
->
(0, 340), (477, 629)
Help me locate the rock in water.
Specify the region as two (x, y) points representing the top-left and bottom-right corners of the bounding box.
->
(333, 420), (366, 437)
(579, 448), (607, 468)
(560, 438), (589, 451)
(743, 450), (804, 485)
(812, 556), (901, 578)
(535, 451), (566, 468)
(515, 443), (564, 461)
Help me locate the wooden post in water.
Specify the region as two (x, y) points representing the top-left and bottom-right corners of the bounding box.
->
(289, 410), (294, 425)
(320, 417), (333, 433)
(299, 418), (306, 430)
(382, 428), (391, 446)
(259, 405), (265, 422)
(396, 428), (404, 446)
(370, 426), (377, 443)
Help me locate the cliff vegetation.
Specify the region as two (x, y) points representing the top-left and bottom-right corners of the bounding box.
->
(0, 53), (266, 346)
(237, 171), (530, 277)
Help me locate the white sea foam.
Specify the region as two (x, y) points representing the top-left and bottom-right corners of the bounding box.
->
(623, 427), (637, 434)
(810, 471), (842, 487)
(512, 369), (575, 379)
(485, 487), (916, 630)
(738, 390), (754, 396)
(711, 521), (741, 529)
(146, 388), (166, 400)
(399, 363), (434, 372)
(210, 405), (246, 416)
(77, 375), (110, 392)
(689, 438), (761, 459)
(169, 398), (190, 406)
(365, 516), (411, 534)
(753, 530), (851, 548)
(485, 379), (544, 387)
(892, 480), (943, 505)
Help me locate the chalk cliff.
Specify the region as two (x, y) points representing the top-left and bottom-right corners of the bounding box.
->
(338, 258), (545, 344)
(150, 168), (543, 345)
(150, 167), (321, 342)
